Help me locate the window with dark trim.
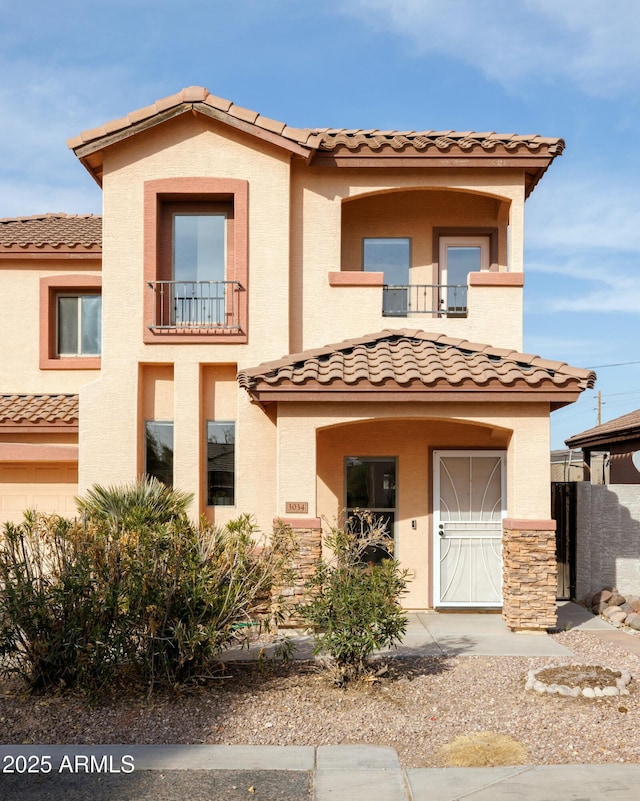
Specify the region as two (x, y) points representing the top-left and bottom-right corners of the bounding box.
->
(345, 456), (396, 564)
(145, 421), (174, 487)
(207, 422), (235, 506)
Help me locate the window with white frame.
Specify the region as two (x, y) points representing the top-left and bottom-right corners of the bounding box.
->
(57, 294), (102, 356)
(438, 236), (490, 316)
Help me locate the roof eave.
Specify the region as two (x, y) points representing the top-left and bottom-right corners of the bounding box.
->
(69, 103), (316, 186)
(566, 426), (640, 449)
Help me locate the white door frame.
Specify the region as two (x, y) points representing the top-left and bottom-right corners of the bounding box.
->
(433, 450), (506, 608)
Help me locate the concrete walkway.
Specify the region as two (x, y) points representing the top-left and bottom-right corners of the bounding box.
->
(2, 745), (640, 801)
(222, 604), (582, 662)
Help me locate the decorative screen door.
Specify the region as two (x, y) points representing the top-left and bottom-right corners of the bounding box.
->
(433, 451), (505, 607)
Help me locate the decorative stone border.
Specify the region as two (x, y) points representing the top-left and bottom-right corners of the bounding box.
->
(525, 665), (632, 698)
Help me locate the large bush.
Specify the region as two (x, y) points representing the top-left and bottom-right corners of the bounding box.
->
(296, 512), (409, 682)
(0, 481), (296, 692)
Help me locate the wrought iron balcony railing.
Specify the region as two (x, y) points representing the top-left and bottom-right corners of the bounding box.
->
(382, 284), (468, 318)
(147, 280), (242, 331)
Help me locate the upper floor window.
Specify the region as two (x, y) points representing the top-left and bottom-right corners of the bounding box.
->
(364, 237), (410, 317)
(172, 211), (228, 327)
(57, 294), (102, 357)
(39, 274), (102, 370)
(438, 233), (493, 317)
(143, 178), (248, 344)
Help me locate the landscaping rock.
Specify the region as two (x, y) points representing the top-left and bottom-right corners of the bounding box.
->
(603, 605), (623, 618)
(592, 589), (613, 605)
(608, 593), (626, 607)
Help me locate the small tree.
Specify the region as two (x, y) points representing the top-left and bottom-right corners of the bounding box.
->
(296, 511), (409, 682)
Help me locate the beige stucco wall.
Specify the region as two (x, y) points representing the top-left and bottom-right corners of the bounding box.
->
(0, 259), (101, 392)
(79, 113), (294, 503)
(73, 110), (545, 563)
(273, 400), (550, 607)
(290, 164), (525, 354)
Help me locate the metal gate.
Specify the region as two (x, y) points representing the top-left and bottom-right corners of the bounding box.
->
(551, 482), (577, 600)
(433, 451), (505, 607)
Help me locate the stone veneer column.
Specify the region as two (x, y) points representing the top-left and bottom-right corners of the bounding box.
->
(502, 519), (557, 631)
(272, 517), (323, 626)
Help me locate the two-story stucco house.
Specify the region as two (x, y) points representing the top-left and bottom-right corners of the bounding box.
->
(0, 86), (595, 629)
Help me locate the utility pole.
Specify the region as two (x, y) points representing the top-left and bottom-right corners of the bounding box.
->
(597, 390), (602, 426)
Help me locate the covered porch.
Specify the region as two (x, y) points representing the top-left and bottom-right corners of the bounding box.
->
(238, 330), (595, 630)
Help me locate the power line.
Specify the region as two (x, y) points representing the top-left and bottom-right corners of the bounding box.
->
(590, 360), (640, 369)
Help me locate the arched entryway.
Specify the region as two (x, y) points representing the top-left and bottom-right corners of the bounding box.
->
(316, 416), (511, 609)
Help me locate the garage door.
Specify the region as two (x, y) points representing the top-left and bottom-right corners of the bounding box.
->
(0, 463), (79, 525)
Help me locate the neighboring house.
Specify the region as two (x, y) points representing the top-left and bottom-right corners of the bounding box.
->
(0, 86), (596, 629)
(550, 449), (584, 482)
(566, 410), (640, 484)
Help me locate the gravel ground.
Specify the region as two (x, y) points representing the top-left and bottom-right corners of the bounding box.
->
(2, 628), (640, 768)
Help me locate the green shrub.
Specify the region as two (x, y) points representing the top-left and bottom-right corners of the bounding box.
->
(296, 512), (409, 682)
(76, 475), (193, 530)
(0, 512), (128, 691)
(0, 484), (296, 692)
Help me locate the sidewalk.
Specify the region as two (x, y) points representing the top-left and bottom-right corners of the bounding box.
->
(2, 745), (639, 801)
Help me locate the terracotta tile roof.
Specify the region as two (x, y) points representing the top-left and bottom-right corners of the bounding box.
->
(0, 214), (101, 250)
(0, 394), (79, 425)
(566, 408), (640, 448)
(68, 87), (563, 194)
(238, 331), (595, 400)
(314, 129), (564, 155)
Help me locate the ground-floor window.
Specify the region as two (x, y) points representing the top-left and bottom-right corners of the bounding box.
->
(207, 422), (235, 505)
(345, 456), (396, 563)
(145, 421), (174, 486)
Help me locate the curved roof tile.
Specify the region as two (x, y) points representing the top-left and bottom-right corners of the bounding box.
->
(0, 214), (101, 249)
(0, 395), (79, 425)
(238, 331), (595, 395)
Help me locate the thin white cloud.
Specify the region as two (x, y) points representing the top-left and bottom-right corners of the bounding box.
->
(526, 173), (640, 255)
(0, 60), (162, 217)
(340, 0), (640, 96)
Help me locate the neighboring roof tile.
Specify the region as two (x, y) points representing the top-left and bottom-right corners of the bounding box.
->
(0, 395), (79, 425)
(238, 331), (595, 395)
(566, 408), (640, 448)
(0, 214), (101, 249)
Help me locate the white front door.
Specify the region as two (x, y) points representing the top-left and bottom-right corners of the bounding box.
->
(433, 450), (505, 607)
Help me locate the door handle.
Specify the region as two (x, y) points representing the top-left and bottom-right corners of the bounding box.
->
(438, 523), (445, 537)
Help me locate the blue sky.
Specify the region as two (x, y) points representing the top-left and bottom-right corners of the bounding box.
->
(1, 0), (639, 448)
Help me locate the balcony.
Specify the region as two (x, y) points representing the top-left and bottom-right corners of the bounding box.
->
(147, 280), (242, 332)
(382, 284), (468, 318)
